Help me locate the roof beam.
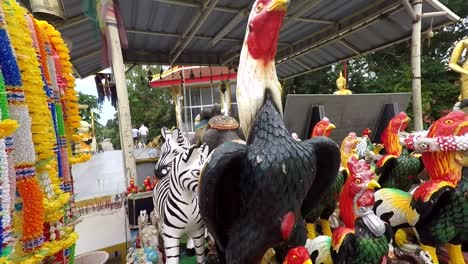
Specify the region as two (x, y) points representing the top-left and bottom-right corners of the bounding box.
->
(152, 0), (333, 24)
(169, 0), (219, 65)
(73, 50), (101, 63)
(280, 35), (412, 80)
(221, 0), (394, 65)
(127, 29), (291, 47)
(276, 0), (401, 64)
(210, 8), (249, 46)
(282, 0), (322, 28)
(127, 29), (241, 43)
(400, 0), (418, 22)
(339, 40), (361, 55)
(57, 15), (89, 31)
(292, 58), (312, 71)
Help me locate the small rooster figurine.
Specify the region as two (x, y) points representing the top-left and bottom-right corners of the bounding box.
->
(283, 246), (312, 264)
(373, 112), (424, 191)
(310, 117), (336, 138)
(307, 156), (391, 264)
(306, 118), (346, 239)
(374, 110), (468, 264)
(340, 132), (361, 170)
(199, 0), (341, 263)
(356, 128), (372, 160)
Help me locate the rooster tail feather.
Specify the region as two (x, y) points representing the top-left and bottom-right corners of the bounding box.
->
(306, 236), (332, 264)
(373, 188), (420, 228)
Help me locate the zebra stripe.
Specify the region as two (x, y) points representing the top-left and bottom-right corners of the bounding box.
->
(155, 127), (190, 179)
(153, 144), (209, 264)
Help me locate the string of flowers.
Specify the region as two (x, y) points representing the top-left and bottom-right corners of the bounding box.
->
(37, 21), (77, 193)
(2, 0), (45, 253)
(36, 19), (81, 261)
(0, 6), (20, 259)
(0, 72), (15, 259)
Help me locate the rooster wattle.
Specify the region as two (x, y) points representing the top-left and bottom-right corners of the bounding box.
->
(306, 157), (392, 264)
(198, 0), (340, 263)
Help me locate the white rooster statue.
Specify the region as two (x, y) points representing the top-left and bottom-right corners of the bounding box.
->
(199, 0), (341, 263)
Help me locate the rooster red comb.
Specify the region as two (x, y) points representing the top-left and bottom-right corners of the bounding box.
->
(347, 156), (374, 179)
(362, 128), (371, 136)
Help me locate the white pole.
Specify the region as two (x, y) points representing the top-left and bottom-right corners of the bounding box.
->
(411, 0), (423, 131)
(104, 6), (137, 185)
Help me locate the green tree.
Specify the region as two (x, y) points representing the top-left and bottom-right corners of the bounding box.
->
(285, 5), (468, 130)
(101, 114), (121, 150)
(102, 65), (177, 149)
(126, 65), (176, 141)
(78, 92), (104, 140)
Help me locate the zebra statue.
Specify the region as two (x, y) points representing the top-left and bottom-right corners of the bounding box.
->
(154, 127), (190, 179)
(153, 144), (210, 264)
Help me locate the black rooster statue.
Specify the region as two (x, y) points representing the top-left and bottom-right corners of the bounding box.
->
(198, 0), (341, 263)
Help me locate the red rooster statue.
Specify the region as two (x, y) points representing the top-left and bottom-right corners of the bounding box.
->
(199, 0), (341, 263)
(374, 110), (468, 264)
(310, 117), (336, 138)
(306, 117), (345, 239)
(372, 112), (424, 191)
(306, 157), (392, 264)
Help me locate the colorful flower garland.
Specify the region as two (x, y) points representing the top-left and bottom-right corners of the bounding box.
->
(400, 131), (468, 153)
(0, 1), (87, 262)
(1, 0), (45, 253)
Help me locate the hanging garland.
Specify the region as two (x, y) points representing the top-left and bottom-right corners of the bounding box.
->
(1, 0), (45, 254)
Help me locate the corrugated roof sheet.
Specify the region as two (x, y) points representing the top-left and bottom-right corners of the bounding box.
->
(55, 0), (459, 79)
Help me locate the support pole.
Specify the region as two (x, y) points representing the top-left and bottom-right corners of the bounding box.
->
(411, 0), (423, 131)
(104, 7), (137, 185)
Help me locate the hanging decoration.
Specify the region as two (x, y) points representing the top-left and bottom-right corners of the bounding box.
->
(0, 1), (87, 262)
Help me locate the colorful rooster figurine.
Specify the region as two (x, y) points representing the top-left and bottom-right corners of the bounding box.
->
(374, 110), (468, 264)
(306, 118), (346, 239)
(310, 117), (336, 138)
(283, 246), (312, 264)
(356, 128), (372, 160)
(340, 132), (361, 170)
(374, 112), (425, 191)
(306, 156), (391, 264)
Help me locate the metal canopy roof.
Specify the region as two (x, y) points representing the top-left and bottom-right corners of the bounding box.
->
(57, 0), (459, 79)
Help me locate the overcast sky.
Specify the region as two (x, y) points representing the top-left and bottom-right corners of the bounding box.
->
(75, 73), (117, 126)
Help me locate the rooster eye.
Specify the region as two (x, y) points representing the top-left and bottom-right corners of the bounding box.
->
(355, 179), (361, 184)
(444, 119), (454, 125)
(256, 3), (264, 13)
(292, 255), (298, 261)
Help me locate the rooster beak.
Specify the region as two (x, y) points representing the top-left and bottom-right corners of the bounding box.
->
(268, 0), (290, 12)
(327, 124), (336, 130)
(367, 179), (381, 190)
(303, 260), (312, 264)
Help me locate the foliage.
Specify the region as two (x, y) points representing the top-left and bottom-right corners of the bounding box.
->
(126, 65), (176, 141)
(285, 6), (468, 130)
(101, 114), (121, 150)
(77, 92), (103, 140)
(101, 65), (176, 149)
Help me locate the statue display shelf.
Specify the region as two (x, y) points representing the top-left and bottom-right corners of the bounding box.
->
(284, 93), (412, 144)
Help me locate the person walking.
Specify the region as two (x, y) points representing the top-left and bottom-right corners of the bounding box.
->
(139, 123), (149, 147)
(132, 126), (139, 146)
